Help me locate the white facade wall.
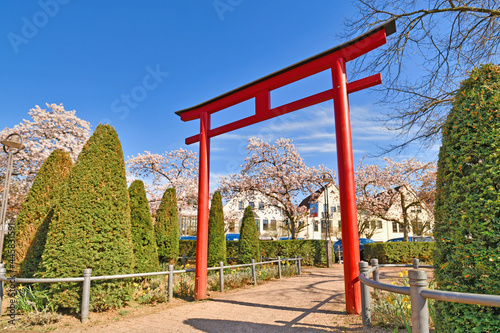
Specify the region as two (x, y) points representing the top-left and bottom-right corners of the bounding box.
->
(359, 186), (434, 241)
(223, 191), (286, 238)
(223, 185), (434, 242)
(301, 183), (341, 241)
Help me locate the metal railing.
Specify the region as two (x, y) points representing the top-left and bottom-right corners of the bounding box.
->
(0, 256), (301, 324)
(359, 258), (500, 333)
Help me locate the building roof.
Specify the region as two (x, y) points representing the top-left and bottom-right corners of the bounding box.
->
(299, 182), (339, 208)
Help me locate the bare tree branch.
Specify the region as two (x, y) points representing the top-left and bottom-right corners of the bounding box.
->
(344, 0), (500, 153)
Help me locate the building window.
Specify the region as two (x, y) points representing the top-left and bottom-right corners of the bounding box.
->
(393, 222), (399, 233)
(377, 221), (383, 229)
(270, 219), (277, 230)
(321, 220), (330, 229)
(314, 220), (319, 231)
(238, 201), (244, 210)
(228, 220), (236, 232)
(337, 205), (341, 212)
(255, 218), (260, 232)
(249, 202), (255, 209)
(331, 206), (336, 213)
(263, 219), (269, 230)
(259, 202), (264, 210)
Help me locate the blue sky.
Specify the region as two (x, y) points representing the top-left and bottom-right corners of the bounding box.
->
(1, 1), (438, 188)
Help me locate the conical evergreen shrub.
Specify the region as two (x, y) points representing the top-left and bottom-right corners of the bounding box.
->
(155, 188), (179, 263)
(14, 150), (72, 277)
(129, 180), (159, 273)
(208, 191), (226, 267)
(238, 206), (259, 264)
(434, 64), (500, 332)
(39, 124), (135, 312)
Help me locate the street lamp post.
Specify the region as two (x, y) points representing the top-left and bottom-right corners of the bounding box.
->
(322, 173), (333, 267)
(0, 133), (24, 264)
(322, 173), (333, 241)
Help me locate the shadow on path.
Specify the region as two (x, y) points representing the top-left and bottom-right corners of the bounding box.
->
(187, 293), (353, 332)
(210, 293), (344, 315)
(184, 318), (362, 333)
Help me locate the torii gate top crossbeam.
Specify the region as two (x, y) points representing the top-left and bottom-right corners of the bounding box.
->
(175, 19), (395, 145)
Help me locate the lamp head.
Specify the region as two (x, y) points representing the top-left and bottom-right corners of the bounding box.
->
(1, 133), (24, 154)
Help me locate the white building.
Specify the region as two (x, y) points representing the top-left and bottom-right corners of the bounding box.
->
(299, 182), (341, 240)
(223, 191), (286, 239)
(361, 185), (434, 242)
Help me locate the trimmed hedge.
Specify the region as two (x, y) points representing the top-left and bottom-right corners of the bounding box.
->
(179, 239), (329, 267)
(238, 206), (260, 264)
(15, 150), (73, 277)
(128, 180), (159, 273)
(155, 188), (179, 264)
(434, 64), (500, 332)
(363, 242), (435, 264)
(207, 191), (226, 267)
(39, 124), (135, 312)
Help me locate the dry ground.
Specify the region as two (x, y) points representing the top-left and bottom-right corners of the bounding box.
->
(0, 265), (433, 332)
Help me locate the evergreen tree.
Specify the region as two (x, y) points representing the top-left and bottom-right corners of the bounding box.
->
(207, 191), (226, 267)
(128, 180), (159, 273)
(14, 150), (72, 277)
(434, 64), (500, 332)
(39, 124), (135, 312)
(238, 206), (260, 264)
(155, 188), (179, 263)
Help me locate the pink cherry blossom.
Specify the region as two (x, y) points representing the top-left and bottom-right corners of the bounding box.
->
(355, 157), (436, 240)
(0, 103), (91, 219)
(126, 149), (198, 214)
(219, 137), (334, 239)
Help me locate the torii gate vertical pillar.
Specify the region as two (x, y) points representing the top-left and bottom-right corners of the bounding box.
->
(331, 57), (361, 314)
(194, 112), (210, 301)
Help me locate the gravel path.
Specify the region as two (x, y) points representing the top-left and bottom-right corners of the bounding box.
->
(20, 265), (430, 333)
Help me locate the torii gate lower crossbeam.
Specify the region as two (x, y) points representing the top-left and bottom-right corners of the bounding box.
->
(175, 19), (396, 314)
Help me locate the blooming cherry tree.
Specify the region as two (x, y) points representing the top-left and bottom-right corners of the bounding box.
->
(0, 103), (91, 216)
(126, 149), (198, 214)
(355, 158), (437, 241)
(219, 137), (333, 239)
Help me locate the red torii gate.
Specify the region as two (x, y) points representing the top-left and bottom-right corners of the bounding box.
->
(175, 20), (396, 314)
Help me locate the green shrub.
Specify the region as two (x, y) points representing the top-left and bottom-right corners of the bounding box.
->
(155, 188), (179, 264)
(226, 241), (239, 263)
(434, 64), (500, 332)
(207, 191), (226, 267)
(364, 242), (435, 264)
(238, 206), (260, 264)
(39, 124), (135, 312)
(128, 180), (159, 273)
(14, 150), (73, 277)
(179, 240), (197, 258)
(179, 239), (328, 266)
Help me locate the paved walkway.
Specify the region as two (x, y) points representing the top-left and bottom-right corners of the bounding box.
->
(50, 265), (420, 333)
